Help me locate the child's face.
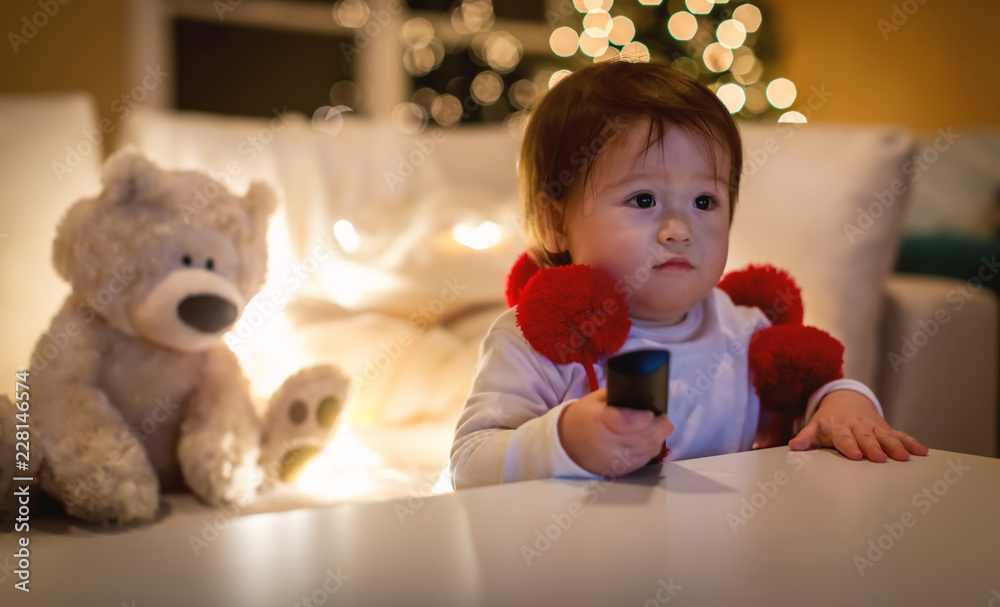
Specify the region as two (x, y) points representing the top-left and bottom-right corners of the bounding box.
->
(553, 122), (731, 323)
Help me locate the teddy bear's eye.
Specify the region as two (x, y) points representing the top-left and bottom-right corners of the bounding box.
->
(182, 255), (193, 267)
(205, 258), (215, 271)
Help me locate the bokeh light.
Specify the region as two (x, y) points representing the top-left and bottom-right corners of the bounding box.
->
(390, 102), (427, 134)
(734, 4), (763, 33)
(579, 30), (610, 57)
(608, 15), (636, 45)
(716, 19), (747, 49)
(431, 94), (462, 127)
(778, 110), (807, 123)
(550, 26), (579, 57)
(509, 79), (539, 110)
(332, 0), (369, 28)
(716, 83), (746, 113)
(471, 71), (504, 105)
(766, 78), (796, 108)
(311, 105), (352, 136)
(484, 31), (523, 73)
(400, 18), (434, 47)
(451, 0), (494, 35)
(328, 80), (361, 109)
(595, 46), (621, 63)
(549, 69), (573, 88)
(667, 11), (698, 41)
(685, 0), (713, 14)
(583, 11), (613, 38)
(702, 42), (734, 72)
(620, 41), (650, 63)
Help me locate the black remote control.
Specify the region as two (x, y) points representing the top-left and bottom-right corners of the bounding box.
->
(606, 349), (670, 415)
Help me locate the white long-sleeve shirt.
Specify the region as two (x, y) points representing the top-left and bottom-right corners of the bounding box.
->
(450, 288), (881, 490)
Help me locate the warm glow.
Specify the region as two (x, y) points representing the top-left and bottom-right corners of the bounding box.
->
(778, 110), (808, 123)
(766, 78), (797, 109)
(734, 3), (763, 33)
(637, 0), (663, 4)
(584, 0), (612, 10)
(583, 10), (612, 38)
(703, 43), (734, 72)
(293, 424), (384, 499)
(550, 26), (579, 57)
(685, 0), (714, 14)
(619, 41), (650, 63)
(716, 19), (747, 49)
(452, 221), (501, 250)
(608, 15), (635, 45)
(549, 69), (573, 88)
(310, 105), (351, 137)
(579, 30), (610, 57)
(333, 219), (360, 252)
(716, 83), (746, 113)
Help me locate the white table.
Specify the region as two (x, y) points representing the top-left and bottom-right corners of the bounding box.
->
(4, 447), (1000, 606)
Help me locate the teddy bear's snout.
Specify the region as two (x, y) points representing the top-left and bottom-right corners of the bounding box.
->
(177, 294), (238, 333)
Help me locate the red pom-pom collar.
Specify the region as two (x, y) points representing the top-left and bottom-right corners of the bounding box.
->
(515, 264), (630, 391)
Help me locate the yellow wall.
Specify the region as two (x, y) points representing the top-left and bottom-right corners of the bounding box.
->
(1, 0), (127, 149)
(766, 0), (1000, 131)
(1, 0), (997, 135)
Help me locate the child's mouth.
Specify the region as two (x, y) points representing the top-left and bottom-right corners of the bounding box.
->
(655, 258), (693, 270)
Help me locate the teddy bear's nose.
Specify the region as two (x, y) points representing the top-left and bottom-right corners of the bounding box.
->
(177, 295), (238, 333)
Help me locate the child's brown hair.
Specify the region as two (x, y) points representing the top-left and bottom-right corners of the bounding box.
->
(519, 60), (743, 268)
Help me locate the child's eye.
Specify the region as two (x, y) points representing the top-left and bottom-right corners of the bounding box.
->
(694, 195), (716, 211)
(628, 193), (656, 209)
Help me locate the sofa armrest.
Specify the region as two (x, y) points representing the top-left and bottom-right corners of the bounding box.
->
(877, 274), (998, 457)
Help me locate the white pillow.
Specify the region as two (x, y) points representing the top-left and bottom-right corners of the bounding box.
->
(0, 93), (103, 383)
(730, 122), (915, 387)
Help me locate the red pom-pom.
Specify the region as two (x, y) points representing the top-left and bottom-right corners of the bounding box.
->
(505, 252), (540, 308)
(718, 264), (804, 326)
(515, 264), (630, 391)
(749, 324), (844, 415)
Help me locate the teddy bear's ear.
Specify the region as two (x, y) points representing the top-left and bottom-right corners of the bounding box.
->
(100, 146), (161, 206)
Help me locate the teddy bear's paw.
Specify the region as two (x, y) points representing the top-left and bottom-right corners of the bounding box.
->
(179, 432), (261, 507)
(59, 472), (160, 524)
(260, 364), (350, 486)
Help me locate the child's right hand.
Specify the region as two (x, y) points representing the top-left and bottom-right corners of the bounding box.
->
(558, 387), (674, 476)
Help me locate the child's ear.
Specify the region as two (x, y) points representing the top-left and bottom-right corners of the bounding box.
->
(538, 195), (568, 254)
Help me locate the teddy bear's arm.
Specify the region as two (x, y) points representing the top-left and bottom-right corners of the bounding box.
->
(177, 345), (262, 506)
(30, 300), (160, 523)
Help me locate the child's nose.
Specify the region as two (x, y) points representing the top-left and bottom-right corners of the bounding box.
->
(658, 217), (692, 244)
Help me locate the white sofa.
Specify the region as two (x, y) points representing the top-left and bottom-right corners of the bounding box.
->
(0, 94), (995, 517)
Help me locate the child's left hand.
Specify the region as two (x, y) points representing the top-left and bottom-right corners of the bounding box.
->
(788, 390), (929, 462)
